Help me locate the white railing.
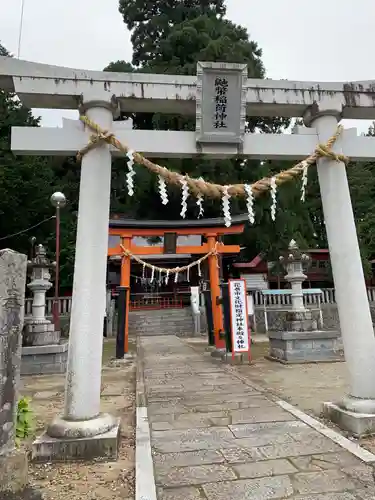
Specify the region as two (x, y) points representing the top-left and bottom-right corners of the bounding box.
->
(368, 287), (375, 302)
(25, 296), (72, 316)
(252, 287), (375, 306)
(23, 287), (375, 317)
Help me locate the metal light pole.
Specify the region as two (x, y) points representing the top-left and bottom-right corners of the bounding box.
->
(29, 236), (36, 259)
(50, 192), (66, 331)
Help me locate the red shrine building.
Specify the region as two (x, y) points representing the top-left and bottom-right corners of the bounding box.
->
(232, 249), (334, 290)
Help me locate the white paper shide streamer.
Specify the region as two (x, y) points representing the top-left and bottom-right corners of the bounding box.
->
(180, 177), (189, 219)
(197, 194), (204, 218)
(270, 177), (277, 221)
(198, 260), (202, 277)
(126, 149), (136, 196)
(222, 186), (232, 227)
(196, 177), (204, 219)
(244, 184), (255, 225)
(158, 175), (169, 205)
(300, 160), (309, 202)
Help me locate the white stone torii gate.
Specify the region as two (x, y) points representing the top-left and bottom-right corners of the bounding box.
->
(3, 56), (375, 457)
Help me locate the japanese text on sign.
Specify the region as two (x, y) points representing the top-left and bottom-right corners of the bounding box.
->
(213, 77), (228, 129)
(228, 279), (250, 353)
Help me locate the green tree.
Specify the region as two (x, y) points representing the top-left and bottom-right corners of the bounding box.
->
(347, 125), (375, 277)
(119, 0), (227, 67)
(107, 0), (375, 268)
(0, 44), (54, 252)
(144, 15), (264, 78)
(0, 43), (78, 287)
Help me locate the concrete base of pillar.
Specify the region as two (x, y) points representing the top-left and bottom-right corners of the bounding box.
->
(0, 449), (28, 493)
(210, 347), (226, 359)
(323, 401), (375, 437)
(31, 414), (120, 462)
(220, 351), (250, 365)
(0, 487), (44, 500)
(204, 344), (216, 352)
(268, 330), (343, 364)
(21, 342), (68, 375)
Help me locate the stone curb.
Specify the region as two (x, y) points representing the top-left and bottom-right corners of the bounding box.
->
(135, 334), (157, 500)
(136, 333), (147, 408)
(278, 400), (375, 463)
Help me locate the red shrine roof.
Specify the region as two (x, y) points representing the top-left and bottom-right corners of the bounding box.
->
(233, 249), (329, 269)
(109, 214), (248, 229)
(233, 254), (264, 269)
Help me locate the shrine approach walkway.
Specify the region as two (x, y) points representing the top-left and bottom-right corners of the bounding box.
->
(138, 335), (375, 500)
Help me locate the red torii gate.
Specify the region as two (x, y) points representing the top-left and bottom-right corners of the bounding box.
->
(107, 216), (245, 352)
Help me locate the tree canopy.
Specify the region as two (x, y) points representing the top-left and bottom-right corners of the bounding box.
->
(0, 42), (79, 286)
(107, 0), (310, 261)
(119, 0), (227, 67)
(0, 44), (53, 251)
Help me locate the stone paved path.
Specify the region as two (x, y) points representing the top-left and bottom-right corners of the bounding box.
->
(140, 336), (375, 499)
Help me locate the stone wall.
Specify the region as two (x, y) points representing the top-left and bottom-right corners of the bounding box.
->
(0, 248), (28, 493)
(21, 344), (68, 375)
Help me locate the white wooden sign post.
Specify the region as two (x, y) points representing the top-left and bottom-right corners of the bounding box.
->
(228, 279), (251, 362)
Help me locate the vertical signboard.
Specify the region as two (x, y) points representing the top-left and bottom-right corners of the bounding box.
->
(196, 62), (247, 145)
(228, 279), (251, 360)
(164, 232), (177, 254)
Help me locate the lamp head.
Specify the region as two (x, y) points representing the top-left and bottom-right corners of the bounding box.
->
(50, 192), (66, 208)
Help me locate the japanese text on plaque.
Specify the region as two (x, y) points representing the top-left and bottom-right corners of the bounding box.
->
(213, 76), (228, 129)
(233, 282), (245, 350)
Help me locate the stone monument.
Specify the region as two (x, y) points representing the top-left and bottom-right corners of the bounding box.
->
(268, 240), (341, 363)
(21, 243), (68, 375)
(0, 249), (28, 494)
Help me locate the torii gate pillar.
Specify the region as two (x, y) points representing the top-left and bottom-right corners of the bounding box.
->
(304, 101), (375, 435)
(34, 95), (121, 461)
(207, 234), (225, 350)
(120, 236), (131, 354)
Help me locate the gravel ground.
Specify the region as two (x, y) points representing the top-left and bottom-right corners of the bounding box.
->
(18, 339), (135, 500)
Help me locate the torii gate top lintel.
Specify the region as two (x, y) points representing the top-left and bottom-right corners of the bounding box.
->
(6, 56), (375, 162)
(108, 216), (245, 258)
(2, 56), (375, 120)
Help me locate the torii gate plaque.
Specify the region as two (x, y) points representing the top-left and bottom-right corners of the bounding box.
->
(3, 56), (375, 458)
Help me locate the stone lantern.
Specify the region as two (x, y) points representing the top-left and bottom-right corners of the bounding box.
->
(268, 239), (341, 364)
(22, 243), (68, 375)
(23, 244), (58, 346)
(279, 239), (314, 326)
(28, 245), (54, 320)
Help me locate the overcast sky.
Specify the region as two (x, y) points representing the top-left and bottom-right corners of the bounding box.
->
(1, 0), (375, 132)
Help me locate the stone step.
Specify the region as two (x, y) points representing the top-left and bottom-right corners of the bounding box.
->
(129, 308), (194, 336)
